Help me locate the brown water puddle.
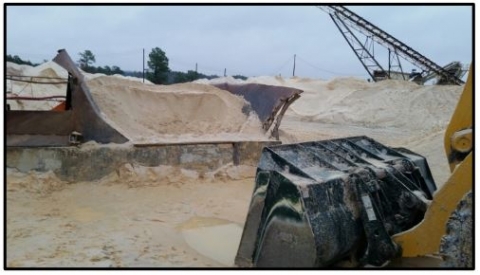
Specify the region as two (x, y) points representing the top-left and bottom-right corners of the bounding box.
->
(178, 216), (243, 267)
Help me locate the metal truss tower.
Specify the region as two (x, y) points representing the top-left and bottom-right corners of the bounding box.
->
(319, 6), (464, 85)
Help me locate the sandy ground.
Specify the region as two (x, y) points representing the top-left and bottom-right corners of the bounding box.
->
(6, 175), (253, 267)
(5, 118), (451, 268)
(6, 62), (462, 268)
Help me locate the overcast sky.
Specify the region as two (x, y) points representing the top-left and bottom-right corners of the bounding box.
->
(6, 5), (473, 79)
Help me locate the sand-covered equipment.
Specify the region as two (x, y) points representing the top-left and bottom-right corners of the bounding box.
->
(6, 50), (302, 147)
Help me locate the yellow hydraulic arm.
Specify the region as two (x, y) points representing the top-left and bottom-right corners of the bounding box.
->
(392, 65), (473, 257)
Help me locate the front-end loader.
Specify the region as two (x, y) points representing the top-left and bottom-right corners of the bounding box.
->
(235, 66), (473, 268)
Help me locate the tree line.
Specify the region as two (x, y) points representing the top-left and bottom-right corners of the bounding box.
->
(77, 48), (248, 84)
(6, 54), (41, 66)
(78, 50), (125, 75)
(7, 48), (248, 85)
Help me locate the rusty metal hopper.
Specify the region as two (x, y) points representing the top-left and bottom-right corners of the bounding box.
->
(213, 83), (302, 139)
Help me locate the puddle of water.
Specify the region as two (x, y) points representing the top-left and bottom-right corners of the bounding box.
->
(177, 216), (233, 230)
(179, 216), (243, 267)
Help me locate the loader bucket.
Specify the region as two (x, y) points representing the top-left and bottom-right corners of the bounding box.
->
(236, 136), (436, 267)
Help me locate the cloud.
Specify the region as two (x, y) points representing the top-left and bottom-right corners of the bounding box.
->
(6, 5), (473, 79)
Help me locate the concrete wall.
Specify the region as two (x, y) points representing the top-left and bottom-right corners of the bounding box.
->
(6, 141), (279, 182)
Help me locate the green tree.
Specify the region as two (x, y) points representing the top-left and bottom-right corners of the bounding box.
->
(232, 74), (248, 80)
(102, 65), (112, 75)
(6, 54), (37, 66)
(78, 50), (96, 70)
(185, 70), (200, 81)
(147, 47), (169, 84)
(111, 66), (124, 75)
(174, 72), (186, 83)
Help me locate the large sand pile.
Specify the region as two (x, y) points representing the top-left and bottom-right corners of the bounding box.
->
(82, 70), (155, 84)
(286, 78), (462, 132)
(197, 75), (463, 132)
(7, 60), (463, 135)
(86, 76), (267, 144)
(6, 61), (268, 144)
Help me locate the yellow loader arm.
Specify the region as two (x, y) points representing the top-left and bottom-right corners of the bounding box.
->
(392, 65), (473, 259)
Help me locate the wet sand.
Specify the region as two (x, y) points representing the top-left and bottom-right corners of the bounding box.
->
(6, 119), (450, 268)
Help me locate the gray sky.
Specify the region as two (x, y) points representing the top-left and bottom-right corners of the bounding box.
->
(6, 5), (473, 79)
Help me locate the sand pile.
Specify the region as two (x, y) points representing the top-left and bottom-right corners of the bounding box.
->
(283, 78), (462, 131)
(6, 168), (68, 195)
(86, 76), (267, 144)
(7, 161), (256, 195)
(313, 80), (462, 131)
(97, 162), (256, 189)
(192, 76), (244, 85)
(198, 75), (463, 132)
(8, 60), (463, 146)
(6, 61), (268, 143)
(82, 70), (155, 84)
